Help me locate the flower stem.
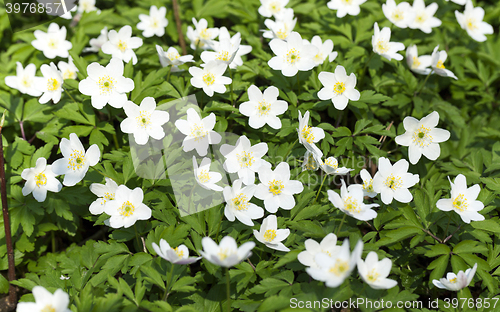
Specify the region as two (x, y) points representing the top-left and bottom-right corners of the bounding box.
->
(297, 73), (300, 97)
(230, 69), (234, 106)
(358, 53), (374, 87)
(166, 66), (172, 83)
(64, 89), (77, 103)
(226, 267), (231, 312)
(336, 214), (347, 236)
(442, 215), (452, 241)
(415, 71), (432, 97)
(313, 174), (328, 204)
(134, 224), (142, 252)
(283, 139), (298, 160)
(163, 263), (175, 301)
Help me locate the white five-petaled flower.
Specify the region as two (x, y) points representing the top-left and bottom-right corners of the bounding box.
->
(298, 233), (340, 269)
(358, 251), (398, 289)
(436, 174), (484, 224)
(297, 111), (325, 157)
(83, 26), (108, 53)
(455, 0), (493, 42)
(268, 31), (318, 77)
(31, 23), (72, 59)
(78, 0), (99, 13)
(223, 179), (264, 226)
(58, 56), (79, 80)
(318, 66), (360, 110)
(104, 185), (152, 228)
(430, 45), (458, 80)
(220, 135), (269, 185)
(101, 25), (143, 65)
(189, 60), (232, 97)
(175, 108), (222, 156)
(305, 35), (338, 66)
(152, 239), (201, 265)
(89, 177), (118, 215)
(39, 63), (63, 104)
(406, 45), (432, 75)
(328, 180), (379, 221)
(255, 162), (304, 213)
(317, 156), (353, 176)
(258, 0), (289, 18)
(199, 236), (255, 267)
(408, 0), (442, 34)
(372, 157), (419, 205)
(52, 133), (100, 187)
(21, 157), (62, 202)
(239, 85), (288, 129)
(156, 45), (194, 72)
(302, 150), (319, 171)
(78, 58), (135, 109)
(372, 22), (405, 61)
(306, 239), (363, 288)
(4, 62), (42, 96)
(263, 9), (297, 40)
(16, 286), (71, 312)
(217, 27), (252, 69)
(395, 111), (450, 164)
(193, 156), (223, 192)
(120, 97), (170, 145)
(253, 215), (290, 252)
(326, 0), (367, 18)
(186, 18), (219, 50)
(433, 263), (477, 291)
(382, 0), (415, 29)
(137, 5), (168, 38)
(360, 169), (377, 198)
(200, 31), (240, 67)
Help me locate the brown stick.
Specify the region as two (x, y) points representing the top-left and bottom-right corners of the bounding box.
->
(0, 112), (16, 304)
(172, 0), (187, 55)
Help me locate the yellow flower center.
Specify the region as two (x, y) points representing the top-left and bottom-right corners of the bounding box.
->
(263, 229), (277, 242)
(452, 194), (468, 212)
(63, 69), (75, 80)
(173, 247), (184, 258)
(362, 179), (374, 193)
(151, 18), (159, 28)
(103, 192), (114, 204)
(218, 248), (234, 261)
(341, 0), (353, 4)
(301, 125), (315, 144)
(119, 200), (135, 217)
(203, 73), (215, 86)
(436, 60), (445, 69)
(412, 56), (421, 68)
(35, 172), (47, 187)
(48, 38), (58, 49)
(68, 150), (86, 171)
(21, 76), (31, 87)
(392, 9), (404, 21)
(322, 250), (332, 257)
(466, 18), (477, 31)
(216, 50), (230, 62)
(117, 40), (128, 52)
(276, 28), (288, 40)
(366, 268), (380, 283)
(200, 28), (211, 40)
(198, 169), (211, 183)
(325, 158), (338, 169)
(375, 40), (389, 54)
(286, 48), (300, 64)
(313, 53), (324, 63)
(450, 277), (457, 283)
(333, 82), (346, 95)
(258, 101), (271, 116)
(41, 305), (56, 312)
(344, 196), (361, 214)
(237, 151), (255, 168)
(167, 51), (180, 60)
(232, 193), (249, 211)
(412, 125), (433, 147)
(269, 1), (281, 14)
(190, 123), (208, 141)
(47, 78), (61, 92)
(304, 153), (318, 170)
(415, 13), (427, 24)
(329, 259), (349, 276)
(269, 179), (284, 195)
(384, 174), (403, 191)
(136, 111), (152, 128)
(98, 75), (116, 95)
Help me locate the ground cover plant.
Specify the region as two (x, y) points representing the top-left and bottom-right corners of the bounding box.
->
(0, 0), (500, 311)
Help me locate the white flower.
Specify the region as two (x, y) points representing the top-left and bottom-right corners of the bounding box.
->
(327, 0), (367, 18)
(360, 169), (377, 198)
(445, 0), (466, 5)
(104, 185), (152, 228)
(60, 5), (77, 20)
(372, 157), (419, 205)
(89, 177), (118, 215)
(193, 156), (223, 192)
(31, 23), (72, 59)
(318, 66), (360, 110)
(258, 0), (289, 18)
(39, 63), (63, 104)
(405, 45), (432, 75)
(298, 233), (340, 269)
(137, 6), (168, 38)
(78, 0), (98, 13)
(433, 263), (477, 291)
(382, 0), (415, 29)
(186, 18), (219, 50)
(83, 27), (108, 53)
(57, 56), (78, 80)
(372, 22), (405, 61)
(60, 275), (70, 280)
(455, 0), (493, 42)
(199, 235), (255, 267)
(305, 35), (338, 66)
(268, 32), (317, 77)
(239, 85), (288, 129)
(52, 133), (100, 187)
(189, 60), (232, 97)
(201, 39), (239, 67)
(175, 108), (222, 156)
(318, 156), (353, 176)
(328, 180), (378, 221)
(217, 27), (252, 69)
(156, 45), (194, 72)
(253, 215), (290, 252)
(255, 162), (303, 213)
(436, 174), (485, 224)
(408, 0), (442, 34)
(78, 58), (135, 109)
(101, 25), (143, 65)
(302, 150), (319, 171)
(21, 157), (62, 202)
(16, 286), (71, 312)
(297, 111), (325, 157)
(220, 135), (269, 185)
(223, 179), (264, 226)
(152, 239), (201, 265)
(4, 62), (43, 96)
(306, 239), (363, 288)
(395, 111), (450, 164)
(357, 252), (398, 289)
(263, 9), (297, 40)
(430, 45), (458, 80)
(120, 97), (170, 145)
